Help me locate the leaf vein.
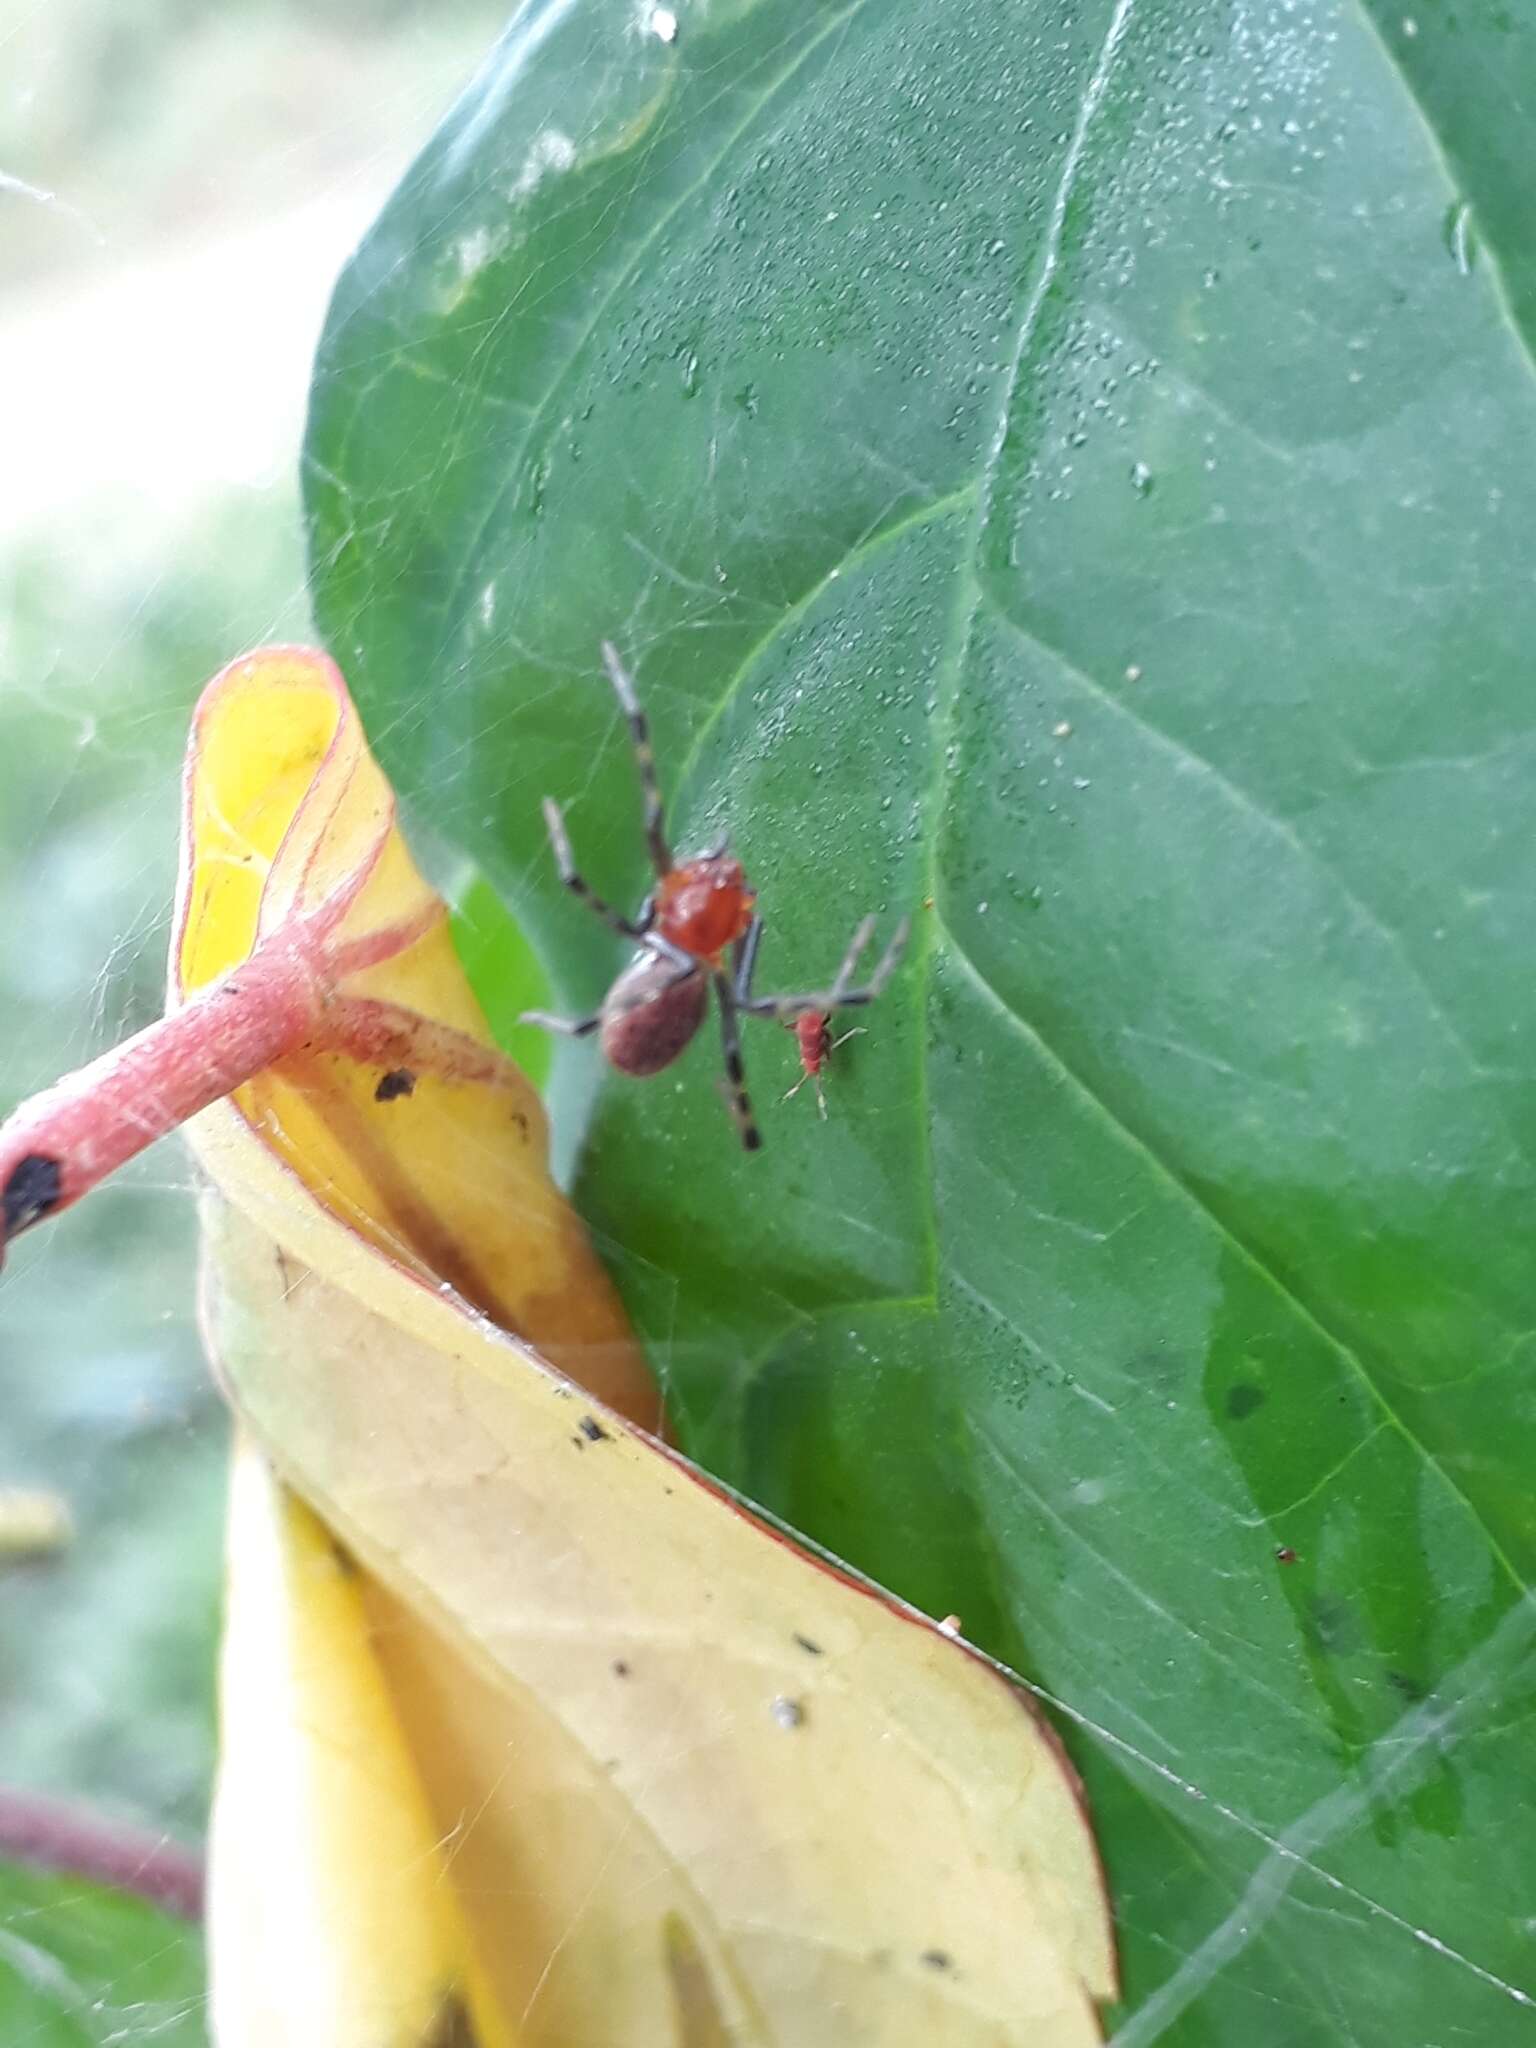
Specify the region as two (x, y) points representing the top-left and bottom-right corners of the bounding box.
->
(937, 917), (1536, 1614)
(435, 0), (872, 646)
(980, 587), (1530, 1158)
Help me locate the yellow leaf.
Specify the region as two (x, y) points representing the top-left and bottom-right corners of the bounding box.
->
(212, 1434), (516, 2048)
(176, 647), (1114, 2043)
(174, 646), (657, 1430)
(0, 643), (1115, 2042)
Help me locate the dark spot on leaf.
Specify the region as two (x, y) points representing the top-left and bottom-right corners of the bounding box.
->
(1226, 1382), (1266, 1421)
(511, 1109), (529, 1137)
(3, 1154), (62, 1238)
(579, 1415), (610, 1442)
(793, 1633), (823, 1656)
(374, 1067), (415, 1102)
(612, 1659), (631, 1678)
(1274, 1546), (1298, 1565)
(1387, 1669), (1429, 1702)
(921, 1949), (953, 1971)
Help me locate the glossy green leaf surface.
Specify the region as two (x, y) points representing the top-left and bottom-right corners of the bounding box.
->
(305, 2), (1536, 2038)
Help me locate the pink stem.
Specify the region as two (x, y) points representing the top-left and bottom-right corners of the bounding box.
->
(0, 1786), (204, 1920)
(0, 932), (322, 1258)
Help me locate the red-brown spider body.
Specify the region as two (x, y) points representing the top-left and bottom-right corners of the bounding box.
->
(600, 851), (754, 1077)
(653, 855), (756, 961)
(599, 953), (709, 1076)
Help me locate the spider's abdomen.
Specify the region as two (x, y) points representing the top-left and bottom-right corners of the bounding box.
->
(792, 1010), (832, 1074)
(655, 856), (755, 960)
(600, 954), (709, 1076)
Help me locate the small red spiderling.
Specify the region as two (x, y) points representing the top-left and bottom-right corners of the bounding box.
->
(782, 1011), (866, 1119)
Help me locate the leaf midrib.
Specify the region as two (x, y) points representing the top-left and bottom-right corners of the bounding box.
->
(654, 0), (1536, 1634)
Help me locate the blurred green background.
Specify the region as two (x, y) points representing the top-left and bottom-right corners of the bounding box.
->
(0, 4), (503, 2035)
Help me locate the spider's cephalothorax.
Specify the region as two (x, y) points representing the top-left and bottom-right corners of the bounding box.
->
(521, 644), (908, 1150)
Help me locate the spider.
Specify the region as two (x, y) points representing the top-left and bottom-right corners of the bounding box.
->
(782, 1010), (865, 1119)
(520, 643), (908, 1150)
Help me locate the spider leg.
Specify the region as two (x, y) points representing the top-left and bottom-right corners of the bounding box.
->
(852, 915), (912, 1002)
(639, 929), (698, 974)
(738, 915), (911, 1022)
(541, 799), (649, 938)
(518, 1009), (602, 1038)
(732, 914), (766, 1004)
(826, 914), (877, 1002)
(601, 642), (674, 881)
(828, 1025), (868, 1053)
(712, 972), (762, 1152)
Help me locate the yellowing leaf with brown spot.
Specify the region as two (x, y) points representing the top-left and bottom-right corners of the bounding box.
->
(176, 646), (656, 1428)
(177, 647), (1115, 2045)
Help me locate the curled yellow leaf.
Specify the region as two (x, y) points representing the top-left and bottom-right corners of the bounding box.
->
(0, 643), (1115, 2043)
(177, 648), (1114, 2043)
(173, 645), (656, 1429)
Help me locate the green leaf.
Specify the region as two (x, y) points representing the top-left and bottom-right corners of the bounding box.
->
(449, 868), (554, 1089)
(0, 1861), (205, 2046)
(304, 2), (1536, 2039)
